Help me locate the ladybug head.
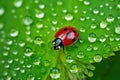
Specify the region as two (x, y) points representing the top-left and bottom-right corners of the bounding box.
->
(52, 38), (64, 50)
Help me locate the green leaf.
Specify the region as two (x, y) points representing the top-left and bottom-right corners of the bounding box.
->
(0, 0), (120, 80)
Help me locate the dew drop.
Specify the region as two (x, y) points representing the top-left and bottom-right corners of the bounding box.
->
(0, 22), (4, 29)
(3, 51), (8, 56)
(39, 4), (45, 9)
(44, 60), (50, 67)
(80, 27), (86, 32)
(0, 7), (5, 16)
(80, 17), (85, 21)
(64, 13), (73, 21)
(27, 64), (32, 68)
(7, 40), (13, 45)
(20, 69), (25, 73)
(4, 64), (10, 69)
(88, 71), (94, 77)
(50, 67), (60, 79)
(88, 33), (97, 43)
(14, 0), (23, 8)
(117, 2), (120, 8)
(34, 36), (43, 45)
(24, 47), (33, 57)
(12, 51), (18, 55)
(93, 9), (99, 14)
(57, 1), (63, 6)
(3, 71), (8, 76)
(94, 55), (102, 62)
(77, 51), (84, 58)
(35, 11), (45, 19)
(70, 64), (78, 73)
(10, 29), (19, 37)
(83, 0), (90, 5)
(90, 24), (97, 29)
(100, 21), (107, 28)
(6, 76), (12, 80)
(66, 55), (73, 63)
(99, 35), (106, 42)
(8, 59), (13, 64)
(33, 58), (40, 65)
(18, 41), (25, 47)
(106, 15), (114, 22)
(86, 46), (92, 51)
(115, 24), (120, 34)
(52, 20), (57, 25)
(93, 46), (98, 51)
(23, 16), (33, 26)
(36, 23), (43, 29)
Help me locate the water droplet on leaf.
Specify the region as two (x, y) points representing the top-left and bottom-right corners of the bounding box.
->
(65, 13), (73, 21)
(94, 55), (102, 62)
(88, 33), (97, 43)
(50, 67), (60, 79)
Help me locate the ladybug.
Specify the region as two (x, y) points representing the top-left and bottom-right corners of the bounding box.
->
(52, 26), (79, 50)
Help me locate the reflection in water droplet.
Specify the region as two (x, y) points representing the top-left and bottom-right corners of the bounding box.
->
(115, 24), (120, 34)
(23, 16), (33, 26)
(83, 0), (90, 5)
(88, 33), (97, 43)
(99, 35), (106, 42)
(94, 55), (102, 62)
(117, 2), (120, 8)
(33, 58), (40, 65)
(20, 69), (25, 73)
(91, 24), (97, 29)
(24, 47), (33, 57)
(52, 20), (57, 25)
(93, 9), (99, 14)
(39, 4), (45, 9)
(50, 67), (60, 79)
(106, 15), (114, 22)
(35, 11), (45, 18)
(100, 21), (107, 28)
(36, 23), (43, 29)
(18, 41), (25, 47)
(3, 51), (8, 56)
(86, 46), (92, 51)
(57, 1), (63, 6)
(6, 76), (12, 80)
(0, 7), (5, 16)
(7, 40), (13, 45)
(70, 64), (78, 73)
(65, 14), (73, 21)
(14, 0), (23, 8)
(88, 71), (93, 77)
(77, 51), (84, 58)
(93, 46), (98, 51)
(44, 60), (50, 66)
(0, 22), (4, 29)
(80, 17), (85, 21)
(34, 36), (43, 45)
(80, 27), (86, 32)
(10, 29), (19, 37)
(66, 55), (73, 63)
(4, 64), (10, 69)
(3, 71), (8, 76)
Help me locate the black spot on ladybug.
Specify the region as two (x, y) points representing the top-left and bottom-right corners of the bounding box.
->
(63, 28), (67, 31)
(73, 30), (76, 33)
(72, 38), (75, 42)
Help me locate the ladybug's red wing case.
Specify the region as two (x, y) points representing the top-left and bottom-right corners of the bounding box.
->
(55, 26), (79, 46)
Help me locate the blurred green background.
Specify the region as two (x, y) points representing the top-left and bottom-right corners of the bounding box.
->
(87, 51), (120, 80)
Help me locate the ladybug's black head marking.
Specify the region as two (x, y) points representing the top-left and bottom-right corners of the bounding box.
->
(52, 38), (64, 50)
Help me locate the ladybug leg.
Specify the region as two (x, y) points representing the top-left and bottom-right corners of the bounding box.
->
(62, 45), (64, 50)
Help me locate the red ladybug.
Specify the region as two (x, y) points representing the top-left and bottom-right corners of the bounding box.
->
(52, 26), (79, 50)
